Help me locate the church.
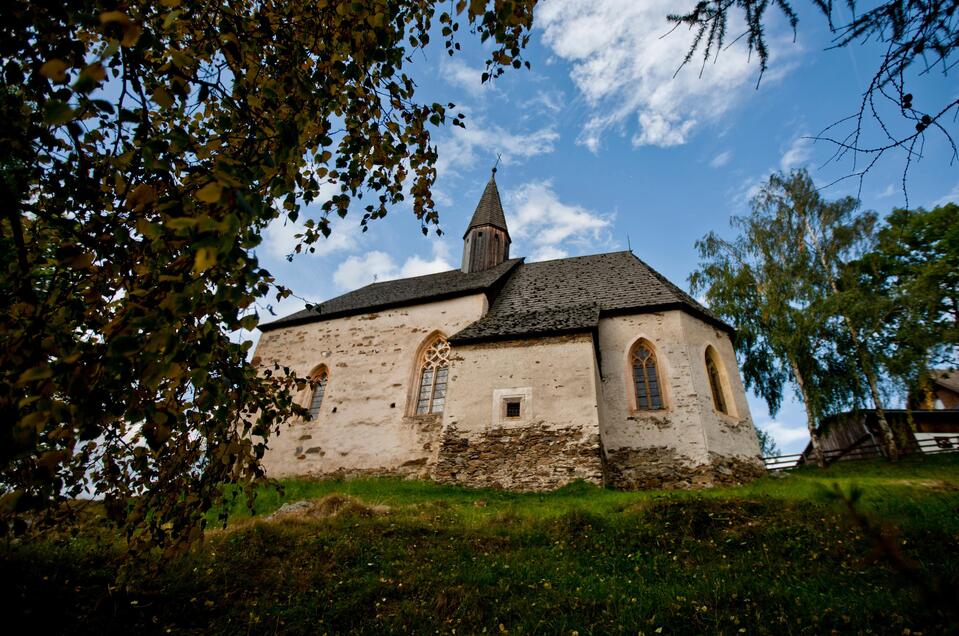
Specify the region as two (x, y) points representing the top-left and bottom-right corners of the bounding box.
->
(254, 172), (764, 490)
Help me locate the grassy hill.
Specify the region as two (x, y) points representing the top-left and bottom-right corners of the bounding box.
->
(4, 455), (959, 634)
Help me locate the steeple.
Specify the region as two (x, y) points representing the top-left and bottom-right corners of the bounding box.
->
(462, 168), (511, 273)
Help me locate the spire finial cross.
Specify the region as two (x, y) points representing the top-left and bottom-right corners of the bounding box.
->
(491, 153), (502, 175)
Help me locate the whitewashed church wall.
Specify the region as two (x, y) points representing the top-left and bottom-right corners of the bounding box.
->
(252, 293), (489, 478)
(597, 312), (710, 462)
(432, 334), (605, 489)
(676, 311), (761, 462)
(596, 311), (763, 488)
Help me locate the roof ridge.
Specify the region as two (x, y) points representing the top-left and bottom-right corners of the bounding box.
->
(522, 249), (632, 265)
(359, 257), (521, 287)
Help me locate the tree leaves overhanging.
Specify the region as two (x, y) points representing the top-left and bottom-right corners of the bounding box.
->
(0, 0), (537, 555)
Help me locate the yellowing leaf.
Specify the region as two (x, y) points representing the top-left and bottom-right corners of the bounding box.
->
(193, 247), (217, 273)
(196, 182), (223, 203)
(100, 11), (130, 26)
(126, 183), (157, 211)
(100, 11), (140, 47)
(153, 86), (174, 108)
(83, 63), (106, 82)
(166, 217), (199, 231)
(18, 365), (53, 383)
(121, 23), (142, 47)
(40, 59), (68, 83)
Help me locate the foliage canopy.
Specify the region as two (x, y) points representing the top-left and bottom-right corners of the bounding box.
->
(0, 0), (537, 553)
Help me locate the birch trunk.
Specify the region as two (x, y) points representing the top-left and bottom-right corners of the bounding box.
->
(789, 356), (825, 468)
(801, 215), (900, 461)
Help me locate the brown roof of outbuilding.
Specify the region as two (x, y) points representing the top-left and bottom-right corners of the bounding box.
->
(933, 370), (959, 394)
(463, 173), (509, 238)
(259, 257), (522, 331)
(450, 251), (730, 343)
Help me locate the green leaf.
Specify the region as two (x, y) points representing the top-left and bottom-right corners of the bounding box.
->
(43, 101), (74, 125)
(166, 217), (199, 230)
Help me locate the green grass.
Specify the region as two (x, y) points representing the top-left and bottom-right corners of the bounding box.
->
(4, 454), (959, 635)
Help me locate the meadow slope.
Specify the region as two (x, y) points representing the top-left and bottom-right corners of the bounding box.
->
(4, 455), (959, 635)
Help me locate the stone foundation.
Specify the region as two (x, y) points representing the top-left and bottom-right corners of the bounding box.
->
(431, 423), (605, 491)
(604, 447), (765, 490)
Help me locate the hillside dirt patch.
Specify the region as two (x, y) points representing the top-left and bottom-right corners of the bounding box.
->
(265, 494), (390, 521)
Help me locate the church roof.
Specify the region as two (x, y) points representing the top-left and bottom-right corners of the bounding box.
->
(259, 257), (522, 331)
(449, 251), (729, 343)
(463, 173), (509, 238)
(260, 250), (729, 337)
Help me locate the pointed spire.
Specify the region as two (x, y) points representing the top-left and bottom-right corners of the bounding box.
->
(463, 169), (509, 239)
(461, 167), (511, 273)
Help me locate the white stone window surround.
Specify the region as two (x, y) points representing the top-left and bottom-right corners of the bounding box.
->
(491, 387), (533, 428)
(408, 332), (451, 416)
(624, 335), (670, 413)
(702, 343), (738, 419)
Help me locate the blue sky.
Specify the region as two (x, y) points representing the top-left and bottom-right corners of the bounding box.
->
(251, 2), (958, 454)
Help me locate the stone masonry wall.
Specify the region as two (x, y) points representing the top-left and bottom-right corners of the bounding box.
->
(435, 334), (604, 491)
(431, 423), (603, 491)
(252, 294), (488, 478)
(605, 447), (766, 490)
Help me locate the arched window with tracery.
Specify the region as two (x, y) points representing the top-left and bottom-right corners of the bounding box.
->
(307, 366), (328, 420)
(705, 347), (728, 414)
(631, 340), (664, 410)
(415, 336), (450, 415)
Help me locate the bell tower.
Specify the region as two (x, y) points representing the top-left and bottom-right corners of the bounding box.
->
(462, 168), (511, 273)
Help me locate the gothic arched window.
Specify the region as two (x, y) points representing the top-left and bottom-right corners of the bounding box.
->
(415, 337), (450, 415)
(705, 347), (728, 414)
(631, 340), (664, 410)
(307, 366), (328, 420)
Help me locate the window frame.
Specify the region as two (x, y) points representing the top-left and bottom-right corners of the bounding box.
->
(629, 339), (666, 412)
(411, 335), (450, 416)
(705, 346), (729, 415)
(305, 365), (329, 421)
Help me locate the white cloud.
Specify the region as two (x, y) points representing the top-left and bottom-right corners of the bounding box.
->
(440, 58), (495, 98)
(333, 250), (396, 289)
(260, 213), (362, 261)
(877, 183), (898, 198)
(710, 150), (734, 168)
(436, 118), (559, 178)
(332, 242), (454, 290)
(537, 0), (798, 149)
(524, 90), (565, 115)
(932, 181), (959, 207)
(505, 180), (614, 262)
(760, 420), (810, 446)
(780, 134), (814, 171)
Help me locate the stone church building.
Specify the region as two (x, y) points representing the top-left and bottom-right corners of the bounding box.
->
(254, 172), (764, 490)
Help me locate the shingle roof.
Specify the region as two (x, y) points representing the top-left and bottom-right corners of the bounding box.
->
(463, 173), (509, 238)
(450, 251), (730, 343)
(259, 257), (522, 331)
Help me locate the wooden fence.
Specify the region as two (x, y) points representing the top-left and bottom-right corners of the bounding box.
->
(762, 434), (959, 471)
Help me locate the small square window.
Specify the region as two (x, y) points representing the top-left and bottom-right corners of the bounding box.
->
(505, 400), (521, 418)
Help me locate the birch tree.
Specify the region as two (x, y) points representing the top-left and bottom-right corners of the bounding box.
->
(754, 171), (901, 459)
(0, 0), (537, 552)
(691, 197), (860, 466)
